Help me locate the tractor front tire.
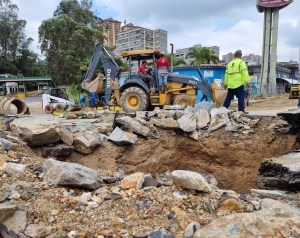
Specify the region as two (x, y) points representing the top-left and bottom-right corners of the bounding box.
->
(173, 95), (194, 107)
(120, 87), (149, 112)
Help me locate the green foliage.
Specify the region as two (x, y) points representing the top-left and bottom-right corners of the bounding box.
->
(0, 0), (37, 75)
(39, 0), (104, 86)
(65, 84), (82, 101)
(187, 47), (219, 65)
(165, 54), (187, 67)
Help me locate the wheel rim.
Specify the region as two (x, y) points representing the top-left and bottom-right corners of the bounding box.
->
(126, 94), (140, 109)
(178, 98), (191, 106)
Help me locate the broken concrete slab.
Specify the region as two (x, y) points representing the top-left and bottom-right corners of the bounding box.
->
(43, 158), (102, 190)
(116, 116), (153, 137)
(154, 118), (180, 130)
(278, 109), (300, 131)
(193, 101), (215, 113)
(250, 189), (300, 201)
(177, 114), (197, 132)
(71, 123), (106, 154)
(195, 109), (210, 130)
(256, 152), (300, 191)
(208, 107), (231, 132)
(108, 127), (138, 145)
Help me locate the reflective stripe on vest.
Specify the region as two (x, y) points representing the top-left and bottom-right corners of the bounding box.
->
(227, 59), (243, 76)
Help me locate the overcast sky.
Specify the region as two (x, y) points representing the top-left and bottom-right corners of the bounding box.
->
(13, 0), (300, 62)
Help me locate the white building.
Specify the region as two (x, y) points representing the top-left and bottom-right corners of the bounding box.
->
(115, 26), (168, 56)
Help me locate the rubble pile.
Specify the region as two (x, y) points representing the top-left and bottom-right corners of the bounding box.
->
(0, 102), (299, 237)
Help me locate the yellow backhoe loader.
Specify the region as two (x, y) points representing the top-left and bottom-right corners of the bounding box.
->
(81, 44), (225, 112)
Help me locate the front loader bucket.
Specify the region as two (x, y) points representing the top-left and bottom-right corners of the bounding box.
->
(81, 73), (104, 93)
(211, 82), (227, 107)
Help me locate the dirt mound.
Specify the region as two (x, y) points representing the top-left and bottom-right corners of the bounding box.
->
(72, 118), (296, 193)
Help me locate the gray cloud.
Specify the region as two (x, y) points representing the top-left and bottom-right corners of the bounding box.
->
(9, 0), (300, 61)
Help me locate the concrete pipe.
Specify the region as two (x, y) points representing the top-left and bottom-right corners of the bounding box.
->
(0, 97), (30, 115)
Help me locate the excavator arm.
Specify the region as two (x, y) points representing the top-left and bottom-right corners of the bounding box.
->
(82, 44), (121, 103)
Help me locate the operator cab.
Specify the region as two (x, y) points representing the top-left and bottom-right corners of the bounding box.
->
(121, 50), (160, 89)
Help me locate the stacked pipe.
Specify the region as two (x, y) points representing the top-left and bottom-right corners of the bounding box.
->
(0, 96), (30, 115)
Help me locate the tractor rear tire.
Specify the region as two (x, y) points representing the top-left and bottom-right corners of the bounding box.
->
(55, 103), (65, 112)
(173, 95), (194, 107)
(45, 104), (54, 114)
(120, 87), (149, 112)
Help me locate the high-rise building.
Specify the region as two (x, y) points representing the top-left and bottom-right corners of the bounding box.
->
(222, 52), (234, 63)
(103, 18), (122, 48)
(115, 26), (168, 56)
(222, 52), (262, 65)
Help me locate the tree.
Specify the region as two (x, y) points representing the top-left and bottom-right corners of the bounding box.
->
(165, 54), (187, 67)
(187, 47), (219, 65)
(0, 0), (36, 75)
(39, 0), (104, 85)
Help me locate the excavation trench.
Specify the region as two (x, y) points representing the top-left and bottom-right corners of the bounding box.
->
(68, 118), (297, 193)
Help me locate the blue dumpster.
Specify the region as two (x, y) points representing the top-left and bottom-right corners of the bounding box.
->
(171, 65), (226, 103)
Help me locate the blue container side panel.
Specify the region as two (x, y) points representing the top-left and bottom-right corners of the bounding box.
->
(171, 66), (226, 103)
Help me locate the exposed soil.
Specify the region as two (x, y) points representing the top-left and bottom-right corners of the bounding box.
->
(65, 118), (296, 193)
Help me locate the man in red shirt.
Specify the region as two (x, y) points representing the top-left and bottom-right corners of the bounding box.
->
(156, 53), (169, 93)
(138, 60), (154, 89)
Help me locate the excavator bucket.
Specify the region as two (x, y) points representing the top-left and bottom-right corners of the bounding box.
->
(81, 73), (104, 93)
(211, 82), (227, 107)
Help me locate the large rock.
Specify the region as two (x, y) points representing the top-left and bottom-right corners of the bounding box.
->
(148, 229), (174, 238)
(25, 224), (54, 238)
(10, 116), (60, 146)
(256, 152), (300, 191)
(0, 162), (26, 175)
(154, 118), (180, 130)
(43, 159), (102, 190)
(0, 204), (18, 223)
(3, 210), (27, 235)
(108, 127), (138, 145)
(116, 116), (153, 137)
(58, 126), (73, 146)
(195, 109), (210, 129)
(71, 123), (106, 154)
(193, 101), (215, 113)
(0, 138), (13, 151)
(208, 107), (231, 132)
(172, 170), (212, 192)
(194, 199), (300, 238)
(184, 222), (201, 238)
(42, 144), (74, 159)
(177, 114), (197, 132)
(120, 172), (144, 190)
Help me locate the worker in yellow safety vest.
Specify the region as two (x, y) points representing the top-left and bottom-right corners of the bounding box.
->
(223, 50), (250, 112)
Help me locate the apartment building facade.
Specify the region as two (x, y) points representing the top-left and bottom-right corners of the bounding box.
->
(115, 26), (168, 56)
(103, 18), (122, 48)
